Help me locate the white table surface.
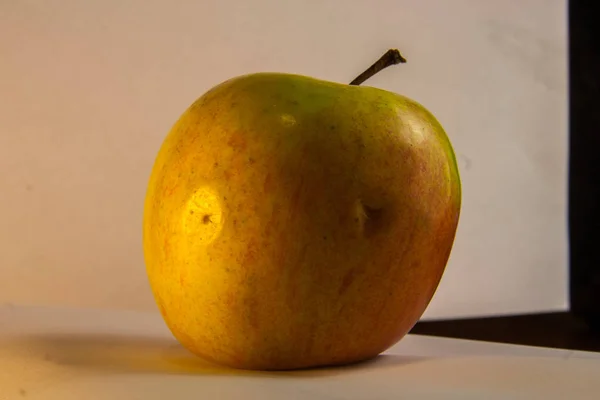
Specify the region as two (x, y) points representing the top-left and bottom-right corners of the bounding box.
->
(1, 304), (598, 399)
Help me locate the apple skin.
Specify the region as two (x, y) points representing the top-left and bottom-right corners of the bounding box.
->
(142, 72), (461, 370)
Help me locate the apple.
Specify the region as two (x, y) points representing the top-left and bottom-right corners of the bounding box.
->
(142, 49), (461, 370)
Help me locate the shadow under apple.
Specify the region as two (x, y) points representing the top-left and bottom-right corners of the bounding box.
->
(4, 332), (428, 378)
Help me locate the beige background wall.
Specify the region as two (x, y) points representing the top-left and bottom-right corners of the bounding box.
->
(0, 0), (568, 319)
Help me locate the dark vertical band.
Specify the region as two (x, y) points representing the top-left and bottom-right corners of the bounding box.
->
(568, 0), (600, 331)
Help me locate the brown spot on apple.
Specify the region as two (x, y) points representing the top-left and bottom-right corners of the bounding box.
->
(227, 132), (248, 151)
(339, 269), (356, 295)
(356, 199), (386, 237)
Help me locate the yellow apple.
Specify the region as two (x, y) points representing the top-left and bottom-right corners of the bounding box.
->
(143, 50), (461, 370)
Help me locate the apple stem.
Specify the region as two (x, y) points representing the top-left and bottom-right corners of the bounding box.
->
(349, 49), (407, 86)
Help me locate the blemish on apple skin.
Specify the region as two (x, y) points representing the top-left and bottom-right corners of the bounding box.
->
(363, 205), (384, 221)
(339, 269), (356, 295)
(183, 187), (223, 244)
(227, 133), (248, 151)
(356, 200), (386, 237)
(280, 114), (297, 127)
